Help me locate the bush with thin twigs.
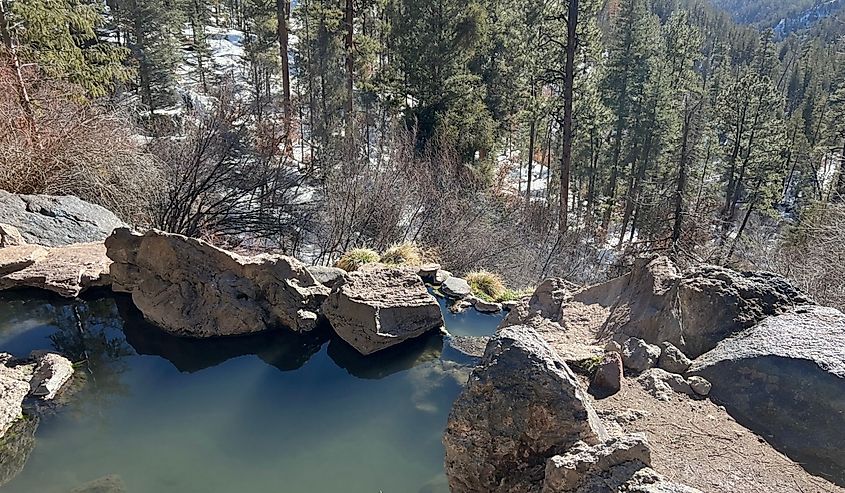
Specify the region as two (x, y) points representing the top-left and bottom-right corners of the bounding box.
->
(335, 248), (381, 272)
(0, 66), (162, 224)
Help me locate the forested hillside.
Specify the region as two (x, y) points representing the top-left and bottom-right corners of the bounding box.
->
(0, 0), (843, 308)
(711, 0), (845, 36)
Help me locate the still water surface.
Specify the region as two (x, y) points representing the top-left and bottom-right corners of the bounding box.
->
(0, 290), (500, 493)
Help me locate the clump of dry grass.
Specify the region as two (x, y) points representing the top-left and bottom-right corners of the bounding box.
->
(335, 248), (381, 271)
(381, 242), (429, 266)
(465, 270), (506, 301)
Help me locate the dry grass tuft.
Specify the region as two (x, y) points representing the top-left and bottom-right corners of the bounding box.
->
(335, 248), (381, 272)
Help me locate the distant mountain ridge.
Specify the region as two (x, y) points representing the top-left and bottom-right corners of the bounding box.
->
(711, 0), (845, 35)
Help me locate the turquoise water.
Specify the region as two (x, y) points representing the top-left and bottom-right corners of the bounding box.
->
(0, 290), (501, 493)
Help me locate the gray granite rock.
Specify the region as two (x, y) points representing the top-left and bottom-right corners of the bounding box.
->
(0, 190), (126, 247)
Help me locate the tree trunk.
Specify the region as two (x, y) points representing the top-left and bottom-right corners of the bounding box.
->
(0, 0), (35, 122)
(277, 0), (292, 152)
(344, 0), (354, 146)
(559, 0), (578, 234)
(672, 101), (696, 246)
(727, 187), (759, 260)
(836, 137), (845, 201)
(191, 0), (207, 93)
(525, 112), (536, 206)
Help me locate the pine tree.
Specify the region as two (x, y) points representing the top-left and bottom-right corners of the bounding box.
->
(2, 0), (130, 98)
(120, 0), (182, 111)
(600, 0), (660, 230)
(392, 0), (494, 161)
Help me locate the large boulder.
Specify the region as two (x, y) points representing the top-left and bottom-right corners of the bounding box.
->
(106, 228), (329, 337)
(0, 190), (126, 247)
(586, 256), (812, 358)
(676, 265), (812, 356)
(322, 265), (444, 355)
(0, 243), (111, 297)
(689, 305), (845, 484)
(443, 326), (607, 492)
(0, 416), (38, 488)
(583, 256), (682, 347)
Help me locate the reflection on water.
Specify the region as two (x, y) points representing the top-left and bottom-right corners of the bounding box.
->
(0, 289), (500, 493)
(430, 289), (502, 338)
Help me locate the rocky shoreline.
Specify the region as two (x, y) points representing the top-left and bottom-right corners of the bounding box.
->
(0, 193), (843, 492)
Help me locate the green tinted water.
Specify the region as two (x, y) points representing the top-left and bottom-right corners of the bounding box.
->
(0, 291), (500, 493)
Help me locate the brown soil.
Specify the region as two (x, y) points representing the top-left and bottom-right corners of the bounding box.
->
(544, 300), (845, 493)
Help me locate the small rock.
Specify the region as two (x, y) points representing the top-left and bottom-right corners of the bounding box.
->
(449, 300), (472, 314)
(591, 351), (623, 394)
(501, 300), (520, 311)
(417, 263), (442, 283)
(638, 368), (692, 401)
(473, 298), (502, 313)
(623, 467), (704, 492)
(69, 474), (128, 493)
(658, 342), (692, 374)
(445, 335), (490, 360)
(687, 376), (711, 396)
(295, 309), (319, 332)
(542, 434), (652, 492)
(622, 337), (661, 372)
(0, 224), (25, 247)
(605, 340), (622, 353)
(306, 265), (346, 289)
(434, 269), (452, 284)
(28, 352), (74, 400)
(441, 276), (471, 299)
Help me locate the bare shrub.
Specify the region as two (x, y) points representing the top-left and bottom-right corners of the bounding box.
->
(0, 65), (162, 223)
(765, 203), (845, 311)
(146, 87), (317, 253)
(310, 125), (617, 288)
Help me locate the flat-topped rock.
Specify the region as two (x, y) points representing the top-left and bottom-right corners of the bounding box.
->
(106, 228), (329, 337)
(0, 243), (110, 297)
(441, 276), (471, 299)
(28, 352), (74, 400)
(0, 190), (126, 247)
(323, 265), (444, 355)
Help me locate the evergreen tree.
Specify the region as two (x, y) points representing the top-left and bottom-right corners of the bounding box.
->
(120, 0), (182, 110)
(392, 0), (494, 161)
(2, 0), (130, 98)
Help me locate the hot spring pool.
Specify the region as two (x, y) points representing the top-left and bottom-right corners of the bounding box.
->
(0, 290), (501, 493)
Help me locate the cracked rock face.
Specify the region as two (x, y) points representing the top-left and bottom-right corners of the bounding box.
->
(444, 326), (607, 493)
(322, 264), (444, 355)
(105, 228), (329, 337)
(0, 190), (126, 247)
